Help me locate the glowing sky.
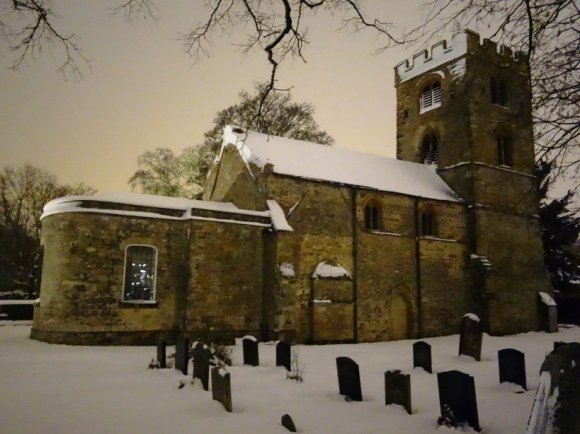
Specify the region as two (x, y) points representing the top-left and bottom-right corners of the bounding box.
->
(0, 1), (435, 192)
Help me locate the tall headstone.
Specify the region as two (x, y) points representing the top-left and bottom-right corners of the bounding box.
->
(498, 348), (527, 390)
(336, 357), (362, 401)
(413, 341), (432, 373)
(384, 370), (412, 414)
(211, 367), (233, 412)
(175, 335), (190, 375)
(276, 341), (292, 371)
(156, 340), (166, 369)
(243, 337), (259, 366)
(459, 314), (483, 361)
(437, 370), (480, 431)
(193, 342), (212, 391)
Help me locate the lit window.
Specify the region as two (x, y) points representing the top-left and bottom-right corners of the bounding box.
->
(364, 201), (381, 231)
(420, 208), (436, 237)
(123, 245), (157, 302)
(420, 82), (442, 113)
(497, 134), (512, 167)
(421, 132), (439, 166)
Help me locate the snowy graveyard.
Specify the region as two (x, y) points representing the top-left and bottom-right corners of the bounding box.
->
(1, 322), (579, 433)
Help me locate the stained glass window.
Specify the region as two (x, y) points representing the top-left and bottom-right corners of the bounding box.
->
(123, 245), (156, 302)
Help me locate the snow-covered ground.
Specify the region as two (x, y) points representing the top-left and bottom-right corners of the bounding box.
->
(1, 323), (578, 434)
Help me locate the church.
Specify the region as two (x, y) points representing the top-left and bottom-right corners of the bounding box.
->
(31, 30), (555, 345)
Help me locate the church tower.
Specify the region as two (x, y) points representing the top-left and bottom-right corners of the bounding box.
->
(394, 30), (552, 334)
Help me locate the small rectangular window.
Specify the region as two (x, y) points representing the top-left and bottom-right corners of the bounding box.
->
(123, 245), (157, 302)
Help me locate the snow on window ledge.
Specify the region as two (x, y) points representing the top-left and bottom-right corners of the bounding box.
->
(119, 300), (158, 307)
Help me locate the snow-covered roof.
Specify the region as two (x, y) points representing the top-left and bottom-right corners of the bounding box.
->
(222, 126), (460, 202)
(41, 191), (293, 231)
(312, 262), (352, 280)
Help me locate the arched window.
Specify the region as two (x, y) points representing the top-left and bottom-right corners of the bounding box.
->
(364, 201), (381, 231)
(496, 133), (513, 167)
(420, 82), (442, 113)
(490, 77), (508, 106)
(420, 207), (436, 237)
(123, 245), (157, 302)
(420, 132), (439, 166)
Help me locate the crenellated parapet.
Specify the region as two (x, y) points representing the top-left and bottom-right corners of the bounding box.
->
(394, 29), (527, 84)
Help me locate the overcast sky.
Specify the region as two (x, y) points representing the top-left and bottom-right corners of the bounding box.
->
(1, 1), (437, 192)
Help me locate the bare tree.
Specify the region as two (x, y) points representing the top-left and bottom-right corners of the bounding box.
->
(129, 82), (333, 197)
(128, 147), (203, 198)
(0, 0), (88, 78)
(407, 0), (579, 190)
(0, 164), (94, 294)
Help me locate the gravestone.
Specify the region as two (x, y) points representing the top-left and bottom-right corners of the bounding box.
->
(211, 367), (232, 412)
(193, 342), (212, 391)
(437, 370), (480, 431)
(498, 348), (527, 390)
(538, 291), (558, 333)
(554, 341), (565, 350)
(175, 336), (190, 375)
(526, 342), (580, 434)
(156, 340), (166, 369)
(458, 314), (483, 361)
(281, 414), (297, 432)
(384, 370), (412, 414)
(336, 357), (362, 401)
(276, 341), (292, 371)
(413, 341), (432, 373)
(243, 337), (259, 366)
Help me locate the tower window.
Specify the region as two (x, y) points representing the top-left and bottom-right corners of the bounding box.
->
(123, 245), (157, 302)
(364, 201), (381, 231)
(420, 82), (442, 113)
(420, 132), (439, 166)
(497, 134), (513, 167)
(491, 78), (508, 106)
(420, 208), (436, 237)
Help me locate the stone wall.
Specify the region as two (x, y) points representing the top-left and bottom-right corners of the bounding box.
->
(32, 212), (188, 345)
(185, 219), (265, 342)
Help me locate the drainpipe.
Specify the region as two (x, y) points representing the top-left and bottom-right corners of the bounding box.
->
(413, 198), (423, 338)
(351, 188), (359, 343)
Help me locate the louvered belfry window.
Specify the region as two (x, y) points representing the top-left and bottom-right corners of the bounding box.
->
(420, 82), (442, 113)
(421, 132), (439, 166)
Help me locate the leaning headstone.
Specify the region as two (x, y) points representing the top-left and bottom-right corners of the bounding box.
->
(156, 340), (166, 369)
(384, 370), (412, 414)
(276, 341), (292, 371)
(413, 341), (432, 373)
(193, 342), (212, 391)
(498, 348), (527, 390)
(525, 342), (580, 434)
(281, 414), (297, 432)
(211, 367), (232, 412)
(458, 313), (483, 361)
(437, 370), (480, 431)
(175, 336), (190, 375)
(336, 356), (362, 401)
(243, 336), (259, 366)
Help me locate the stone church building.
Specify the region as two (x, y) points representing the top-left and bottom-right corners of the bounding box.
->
(31, 30), (554, 345)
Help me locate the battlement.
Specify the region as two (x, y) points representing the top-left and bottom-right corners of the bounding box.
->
(394, 29), (527, 84)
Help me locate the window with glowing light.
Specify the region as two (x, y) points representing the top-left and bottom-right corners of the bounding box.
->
(123, 245), (157, 302)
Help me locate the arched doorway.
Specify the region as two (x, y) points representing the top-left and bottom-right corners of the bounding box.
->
(390, 294), (408, 340)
